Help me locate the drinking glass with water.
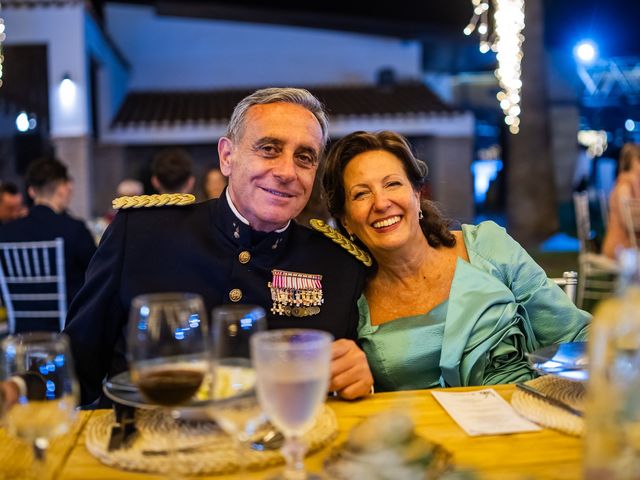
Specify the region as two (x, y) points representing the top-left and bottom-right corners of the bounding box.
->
(251, 329), (333, 480)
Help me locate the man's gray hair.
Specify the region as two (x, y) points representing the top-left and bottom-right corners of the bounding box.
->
(226, 87), (329, 149)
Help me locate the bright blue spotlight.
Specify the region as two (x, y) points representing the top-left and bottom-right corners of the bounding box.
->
(574, 40), (597, 64)
(625, 119), (636, 132)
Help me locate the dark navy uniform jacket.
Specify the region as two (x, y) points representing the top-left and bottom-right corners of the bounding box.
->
(0, 205), (97, 332)
(64, 196), (366, 405)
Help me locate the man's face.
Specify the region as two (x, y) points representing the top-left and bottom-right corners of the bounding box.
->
(0, 193), (25, 223)
(219, 102), (323, 232)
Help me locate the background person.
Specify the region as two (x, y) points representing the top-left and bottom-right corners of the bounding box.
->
(0, 182), (27, 225)
(0, 157), (97, 331)
(322, 130), (590, 392)
(602, 143), (640, 258)
(202, 166), (227, 199)
(0, 372), (46, 418)
(151, 148), (195, 194)
(64, 88), (373, 406)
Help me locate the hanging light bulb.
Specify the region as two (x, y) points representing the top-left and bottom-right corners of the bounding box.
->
(465, 0), (525, 134)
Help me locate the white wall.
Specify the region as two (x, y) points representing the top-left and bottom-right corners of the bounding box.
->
(105, 4), (422, 90)
(4, 4), (88, 137)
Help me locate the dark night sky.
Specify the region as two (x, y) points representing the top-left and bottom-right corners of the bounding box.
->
(98, 0), (640, 59)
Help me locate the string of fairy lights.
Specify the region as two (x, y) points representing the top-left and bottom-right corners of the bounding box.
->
(464, 0), (525, 134)
(0, 1), (5, 88)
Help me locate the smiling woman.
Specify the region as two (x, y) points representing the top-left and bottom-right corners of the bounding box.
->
(322, 130), (591, 392)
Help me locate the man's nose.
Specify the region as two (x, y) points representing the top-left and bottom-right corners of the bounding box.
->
(272, 153), (297, 181)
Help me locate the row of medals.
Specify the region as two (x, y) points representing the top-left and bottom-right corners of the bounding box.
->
(268, 286), (324, 317)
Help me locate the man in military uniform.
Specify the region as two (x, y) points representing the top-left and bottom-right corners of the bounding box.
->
(64, 88), (373, 406)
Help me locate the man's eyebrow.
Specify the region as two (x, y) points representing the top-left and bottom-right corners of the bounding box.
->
(253, 136), (283, 146)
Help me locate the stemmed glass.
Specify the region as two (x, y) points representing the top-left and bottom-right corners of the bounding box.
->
(251, 329), (333, 480)
(0, 332), (79, 479)
(127, 292), (210, 479)
(208, 305), (267, 463)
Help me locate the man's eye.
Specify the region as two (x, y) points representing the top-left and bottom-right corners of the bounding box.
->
(296, 155), (317, 168)
(259, 145), (279, 155)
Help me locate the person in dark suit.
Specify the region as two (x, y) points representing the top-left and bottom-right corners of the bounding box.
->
(151, 147), (195, 194)
(0, 158), (97, 332)
(64, 88), (374, 406)
(0, 182), (27, 225)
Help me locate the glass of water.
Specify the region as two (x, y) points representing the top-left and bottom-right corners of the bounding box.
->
(251, 329), (333, 480)
(208, 305), (267, 464)
(1, 332), (79, 477)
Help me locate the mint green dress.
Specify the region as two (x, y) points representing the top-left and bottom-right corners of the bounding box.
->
(357, 221), (591, 392)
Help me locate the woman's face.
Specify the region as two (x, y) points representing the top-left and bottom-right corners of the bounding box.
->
(630, 155), (640, 176)
(341, 149), (421, 255)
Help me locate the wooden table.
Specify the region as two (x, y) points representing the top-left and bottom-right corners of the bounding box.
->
(1, 385), (582, 479)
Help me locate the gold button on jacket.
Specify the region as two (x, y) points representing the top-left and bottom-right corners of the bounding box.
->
(238, 251), (251, 264)
(229, 288), (242, 302)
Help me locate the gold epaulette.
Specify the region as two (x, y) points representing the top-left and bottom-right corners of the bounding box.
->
(309, 219), (372, 267)
(112, 193), (196, 210)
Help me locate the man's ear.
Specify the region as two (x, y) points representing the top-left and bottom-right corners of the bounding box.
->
(184, 176), (196, 194)
(218, 137), (234, 177)
(27, 186), (36, 201)
(150, 176), (162, 193)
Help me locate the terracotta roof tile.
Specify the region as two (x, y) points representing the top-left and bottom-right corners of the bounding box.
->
(111, 83), (453, 128)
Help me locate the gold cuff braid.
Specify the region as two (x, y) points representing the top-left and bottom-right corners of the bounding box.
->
(309, 219), (372, 267)
(112, 193), (196, 210)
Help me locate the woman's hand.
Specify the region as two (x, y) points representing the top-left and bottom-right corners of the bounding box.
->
(330, 339), (374, 400)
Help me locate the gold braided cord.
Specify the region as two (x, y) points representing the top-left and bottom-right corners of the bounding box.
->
(309, 219), (372, 267)
(112, 193), (196, 210)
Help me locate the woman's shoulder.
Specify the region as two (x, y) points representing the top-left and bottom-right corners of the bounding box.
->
(457, 221), (524, 266)
(459, 221), (510, 246)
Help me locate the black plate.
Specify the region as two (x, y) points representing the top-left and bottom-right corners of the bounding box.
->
(102, 360), (256, 410)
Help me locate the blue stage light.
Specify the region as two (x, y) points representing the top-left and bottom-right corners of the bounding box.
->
(574, 40), (597, 64)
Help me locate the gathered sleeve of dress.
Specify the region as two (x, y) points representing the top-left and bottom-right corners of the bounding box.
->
(439, 221), (591, 387)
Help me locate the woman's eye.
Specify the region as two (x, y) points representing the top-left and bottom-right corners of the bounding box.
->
(352, 191), (368, 200)
(386, 181), (402, 188)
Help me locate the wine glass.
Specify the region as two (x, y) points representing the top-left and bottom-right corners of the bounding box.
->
(251, 329), (333, 480)
(208, 305), (267, 463)
(0, 332), (79, 478)
(127, 292), (210, 479)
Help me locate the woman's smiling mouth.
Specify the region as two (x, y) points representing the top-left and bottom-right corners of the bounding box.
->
(372, 216), (401, 229)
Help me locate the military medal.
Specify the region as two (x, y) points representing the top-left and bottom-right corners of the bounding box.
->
(268, 269), (323, 317)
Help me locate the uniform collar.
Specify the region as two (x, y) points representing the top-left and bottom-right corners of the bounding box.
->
(225, 189), (291, 233)
(212, 189), (292, 252)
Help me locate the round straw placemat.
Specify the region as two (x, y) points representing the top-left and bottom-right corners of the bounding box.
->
(85, 405), (337, 475)
(511, 375), (585, 436)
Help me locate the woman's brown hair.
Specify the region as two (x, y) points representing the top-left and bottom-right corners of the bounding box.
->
(322, 130), (455, 249)
(619, 143), (640, 172)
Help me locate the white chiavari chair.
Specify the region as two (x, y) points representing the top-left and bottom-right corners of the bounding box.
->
(0, 238), (66, 333)
(573, 191), (618, 308)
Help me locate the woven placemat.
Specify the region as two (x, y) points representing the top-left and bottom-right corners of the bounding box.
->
(511, 375), (585, 436)
(85, 405), (338, 475)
